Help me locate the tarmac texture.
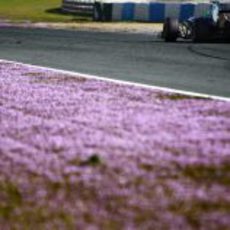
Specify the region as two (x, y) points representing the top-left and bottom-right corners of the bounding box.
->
(0, 27), (229, 97)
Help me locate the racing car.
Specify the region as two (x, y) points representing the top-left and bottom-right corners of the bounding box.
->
(162, 1), (230, 42)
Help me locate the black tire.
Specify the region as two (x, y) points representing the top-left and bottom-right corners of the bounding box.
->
(163, 18), (179, 42)
(192, 19), (211, 42)
(224, 20), (230, 42)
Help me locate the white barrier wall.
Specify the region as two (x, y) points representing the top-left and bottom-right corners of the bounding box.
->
(61, 0), (230, 22)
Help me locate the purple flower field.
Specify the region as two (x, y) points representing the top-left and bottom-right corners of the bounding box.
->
(0, 60), (230, 230)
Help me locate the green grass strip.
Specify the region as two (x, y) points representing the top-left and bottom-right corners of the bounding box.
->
(0, 0), (91, 22)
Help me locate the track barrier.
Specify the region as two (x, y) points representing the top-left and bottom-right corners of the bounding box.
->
(62, 0), (230, 22)
(62, 0), (94, 15)
(93, 2), (212, 22)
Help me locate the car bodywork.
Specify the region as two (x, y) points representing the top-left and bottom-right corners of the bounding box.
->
(162, 1), (230, 42)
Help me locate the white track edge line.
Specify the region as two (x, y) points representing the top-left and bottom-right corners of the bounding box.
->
(1, 59), (230, 102)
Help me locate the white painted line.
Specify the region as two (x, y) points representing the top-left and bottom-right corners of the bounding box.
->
(1, 59), (230, 102)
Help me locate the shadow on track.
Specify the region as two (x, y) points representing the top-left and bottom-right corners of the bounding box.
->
(187, 45), (230, 61)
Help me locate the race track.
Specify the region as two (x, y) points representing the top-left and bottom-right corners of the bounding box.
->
(0, 27), (229, 97)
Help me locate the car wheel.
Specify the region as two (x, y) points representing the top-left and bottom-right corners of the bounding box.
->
(224, 20), (230, 42)
(192, 19), (211, 42)
(163, 18), (179, 42)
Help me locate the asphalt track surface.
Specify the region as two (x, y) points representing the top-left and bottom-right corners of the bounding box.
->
(0, 27), (229, 97)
